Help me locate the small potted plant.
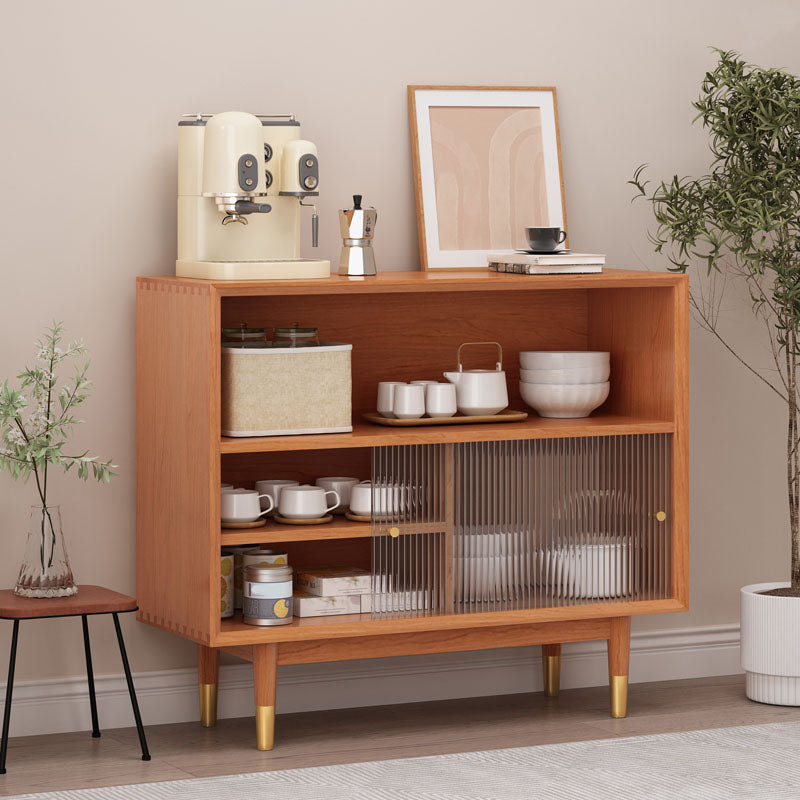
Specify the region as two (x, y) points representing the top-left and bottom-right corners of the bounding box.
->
(631, 49), (800, 704)
(0, 322), (115, 597)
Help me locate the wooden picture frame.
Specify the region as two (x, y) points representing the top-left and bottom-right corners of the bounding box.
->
(408, 85), (568, 270)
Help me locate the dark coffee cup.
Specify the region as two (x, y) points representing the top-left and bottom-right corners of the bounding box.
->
(525, 227), (567, 252)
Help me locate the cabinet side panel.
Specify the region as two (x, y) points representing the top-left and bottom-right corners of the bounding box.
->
(136, 279), (219, 644)
(670, 279), (690, 606)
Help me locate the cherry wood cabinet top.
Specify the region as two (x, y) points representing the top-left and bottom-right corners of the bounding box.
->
(138, 268), (686, 297)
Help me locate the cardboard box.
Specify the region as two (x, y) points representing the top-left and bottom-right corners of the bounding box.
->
(295, 567), (371, 597)
(293, 592), (361, 618)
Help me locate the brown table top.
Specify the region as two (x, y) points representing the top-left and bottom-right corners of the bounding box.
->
(0, 585), (137, 619)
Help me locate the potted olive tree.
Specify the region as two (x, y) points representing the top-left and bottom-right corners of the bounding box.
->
(632, 49), (800, 704)
(0, 323), (115, 597)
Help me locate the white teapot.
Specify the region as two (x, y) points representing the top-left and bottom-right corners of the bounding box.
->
(443, 342), (509, 416)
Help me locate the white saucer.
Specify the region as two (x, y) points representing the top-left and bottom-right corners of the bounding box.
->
(515, 249), (572, 255)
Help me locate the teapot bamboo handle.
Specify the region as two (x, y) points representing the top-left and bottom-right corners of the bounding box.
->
(456, 341), (503, 372)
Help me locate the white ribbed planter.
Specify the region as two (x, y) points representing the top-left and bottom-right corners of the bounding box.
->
(741, 582), (800, 705)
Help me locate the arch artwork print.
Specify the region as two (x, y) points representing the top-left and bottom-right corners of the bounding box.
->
(430, 105), (548, 251)
(409, 86), (567, 269)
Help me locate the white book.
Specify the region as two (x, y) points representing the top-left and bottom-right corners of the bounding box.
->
(487, 252), (606, 266)
(488, 262), (602, 275)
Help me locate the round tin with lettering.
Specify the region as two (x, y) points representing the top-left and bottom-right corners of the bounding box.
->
(243, 564), (293, 626)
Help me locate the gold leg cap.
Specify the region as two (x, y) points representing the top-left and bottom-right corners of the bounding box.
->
(199, 683), (218, 728)
(256, 705), (275, 751)
(543, 655), (561, 697)
(610, 675), (628, 718)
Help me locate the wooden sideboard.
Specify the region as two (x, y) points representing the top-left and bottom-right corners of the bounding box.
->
(136, 268), (689, 750)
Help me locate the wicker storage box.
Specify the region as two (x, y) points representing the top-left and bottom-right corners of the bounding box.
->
(221, 344), (352, 436)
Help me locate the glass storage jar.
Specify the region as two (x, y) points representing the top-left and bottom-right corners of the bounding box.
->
(222, 323), (268, 348)
(272, 323), (320, 348)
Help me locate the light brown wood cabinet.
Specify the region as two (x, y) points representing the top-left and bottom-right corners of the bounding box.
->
(136, 268), (688, 750)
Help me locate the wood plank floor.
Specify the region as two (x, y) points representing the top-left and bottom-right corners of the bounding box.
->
(3, 674), (800, 796)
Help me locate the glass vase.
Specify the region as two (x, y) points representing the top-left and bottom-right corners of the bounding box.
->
(14, 506), (77, 598)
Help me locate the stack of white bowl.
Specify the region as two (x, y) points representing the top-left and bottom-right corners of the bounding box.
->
(519, 351), (610, 418)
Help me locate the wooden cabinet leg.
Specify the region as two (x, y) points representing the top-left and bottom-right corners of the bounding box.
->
(253, 643), (278, 751)
(542, 643), (561, 697)
(198, 645), (219, 728)
(607, 617), (631, 718)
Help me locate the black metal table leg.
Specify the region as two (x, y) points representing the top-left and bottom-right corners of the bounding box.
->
(81, 615), (101, 738)
(0, 620), (20, 774)
(112, 612), (150, 761)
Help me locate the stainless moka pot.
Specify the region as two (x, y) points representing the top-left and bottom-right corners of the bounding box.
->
(338, 195), (377, 276)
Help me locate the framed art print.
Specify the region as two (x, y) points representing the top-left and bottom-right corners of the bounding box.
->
(408, 86), (568, 270)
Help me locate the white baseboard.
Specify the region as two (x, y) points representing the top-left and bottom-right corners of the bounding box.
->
(2, 623), (742, 738)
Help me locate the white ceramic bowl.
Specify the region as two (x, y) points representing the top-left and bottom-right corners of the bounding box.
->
(519, 381), (609, 418)
(538, 541), (629, 598)
(519, 351), (610, 371)
(520, 365), (610, 384)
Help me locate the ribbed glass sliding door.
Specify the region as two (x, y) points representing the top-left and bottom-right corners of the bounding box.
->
(371, 434), (671, 618)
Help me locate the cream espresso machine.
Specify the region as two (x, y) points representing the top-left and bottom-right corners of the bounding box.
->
(176, 111), (330, 280)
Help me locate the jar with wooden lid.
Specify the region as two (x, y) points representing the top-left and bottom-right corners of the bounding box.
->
(243, 564), (293, 626)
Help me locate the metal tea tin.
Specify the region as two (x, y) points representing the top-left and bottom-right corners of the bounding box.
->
(243, 564), (293, 626)
(243, 549), (288, 568)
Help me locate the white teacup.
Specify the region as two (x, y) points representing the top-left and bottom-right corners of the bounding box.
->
(278, 484), (340, 519)
(349, 481), (405, 517)
(411, 380), (438, 386)
(393, 384), (425, 419)
(254, 479), (300, 512)
(377, 381), (406, 418)
(221, 489), (274, 522)
(424, 383), (457, 418)
(315, 477), (360, 512)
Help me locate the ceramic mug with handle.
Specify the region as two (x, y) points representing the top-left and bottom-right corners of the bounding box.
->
(254, 479), (300, 513)
(278, 485), (340, 519)
(349, 481), (406, 517)
(525, 226), (567, 252)
(315, 477), (360, 512)
(221, 489), (274, 522)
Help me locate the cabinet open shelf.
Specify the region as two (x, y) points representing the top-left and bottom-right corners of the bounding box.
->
(220, 415), (675, 454)
(216, 597), (687, 647)
(221, 518), (441, 546)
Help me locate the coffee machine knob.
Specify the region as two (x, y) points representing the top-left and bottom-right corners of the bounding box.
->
(304, 175), (318, 190)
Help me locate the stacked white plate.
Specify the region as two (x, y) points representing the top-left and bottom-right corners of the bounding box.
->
(519, 351), (610, 418)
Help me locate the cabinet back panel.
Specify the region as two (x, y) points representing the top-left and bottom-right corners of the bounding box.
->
(222, 449), (371, 488)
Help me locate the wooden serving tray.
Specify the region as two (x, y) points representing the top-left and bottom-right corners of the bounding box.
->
(362, 409), (528, 427)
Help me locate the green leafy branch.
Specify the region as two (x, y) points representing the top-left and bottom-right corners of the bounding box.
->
(631, 48), (800, 588)
(0, 323), (116, 566)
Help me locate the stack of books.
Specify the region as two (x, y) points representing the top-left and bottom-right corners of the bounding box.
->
(487, 252), (605, 275)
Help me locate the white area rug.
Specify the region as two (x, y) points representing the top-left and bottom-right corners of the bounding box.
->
(9, 721), (800, 800)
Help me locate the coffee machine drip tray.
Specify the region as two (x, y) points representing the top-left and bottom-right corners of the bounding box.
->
(176, 259), (331, 281)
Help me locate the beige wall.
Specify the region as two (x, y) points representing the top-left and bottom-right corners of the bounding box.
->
(0, 0), (796, 686)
